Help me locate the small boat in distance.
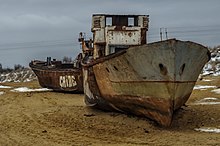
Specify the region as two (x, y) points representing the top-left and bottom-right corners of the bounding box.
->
(29, 54), (83, 92)
(79, 14), (211, 126)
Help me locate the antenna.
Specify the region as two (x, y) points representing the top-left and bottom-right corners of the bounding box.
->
(165, 28), (168, 40)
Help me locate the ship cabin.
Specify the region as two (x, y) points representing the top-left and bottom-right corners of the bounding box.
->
(79, 14), (149, 59)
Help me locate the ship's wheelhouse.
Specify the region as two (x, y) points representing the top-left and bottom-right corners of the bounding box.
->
(91, 14), (149, 59)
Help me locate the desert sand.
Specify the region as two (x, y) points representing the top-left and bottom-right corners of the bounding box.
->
(0, 76), (219, 146)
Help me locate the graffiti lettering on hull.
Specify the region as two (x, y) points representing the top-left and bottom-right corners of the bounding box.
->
(59, 75), (77, 88)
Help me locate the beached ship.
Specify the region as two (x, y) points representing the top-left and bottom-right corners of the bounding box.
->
(79, 14), (211, 126)
(29, 54), (83, 92)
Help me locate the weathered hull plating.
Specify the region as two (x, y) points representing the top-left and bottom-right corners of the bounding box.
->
(83, 39), (210, 126)
(30, 61), (83, 92)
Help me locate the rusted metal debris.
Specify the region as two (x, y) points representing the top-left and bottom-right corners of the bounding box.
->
(79, 14), (211, 126)
(29, 54), (83, 93)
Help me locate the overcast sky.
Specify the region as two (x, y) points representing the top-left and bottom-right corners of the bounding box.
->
(0, 0), (220, 67)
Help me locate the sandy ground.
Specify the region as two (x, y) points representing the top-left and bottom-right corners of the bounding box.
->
(0, 76), (219, 146)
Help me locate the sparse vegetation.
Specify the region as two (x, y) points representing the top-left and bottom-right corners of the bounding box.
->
(0, 66), (13, 73)
(14, 64), (25, 70)
(0, 63), (25, 73)
(203, 45), (220, 76)
(0, 63), (36, 82)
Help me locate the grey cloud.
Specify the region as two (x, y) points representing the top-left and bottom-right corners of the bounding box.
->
(0, 0), (220, 67)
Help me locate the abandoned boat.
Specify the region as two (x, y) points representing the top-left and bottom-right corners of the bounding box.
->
(29, 55), (83, 92)
(79, 14), (211, 126)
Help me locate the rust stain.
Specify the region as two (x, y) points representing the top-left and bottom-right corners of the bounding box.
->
(97, 94), (174, 127)
(108, 80), (197, 84)
(30, 57), (83, 92)
(128, 32), (132, 37)
(80, 14), (210, 127)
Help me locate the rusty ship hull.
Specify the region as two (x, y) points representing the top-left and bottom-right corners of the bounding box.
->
(83, 39), (210, 126)
(30, 60), (83, 92)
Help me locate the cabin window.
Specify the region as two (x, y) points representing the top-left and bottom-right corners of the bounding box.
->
(109, 46), (115, 54)
(105, 16), (138, 26)
(128, 17), (134, 26)
(108, 45), (128, 55)
(93, 17), (101, 28)
(106, 17), (112, 26)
